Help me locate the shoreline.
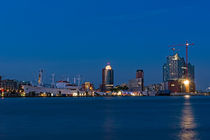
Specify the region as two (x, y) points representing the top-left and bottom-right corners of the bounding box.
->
(1, 94), (210, 98)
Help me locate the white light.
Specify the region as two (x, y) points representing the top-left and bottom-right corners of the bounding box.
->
(117, 91), (122, 96)
(184, 95), (190, 99)
(184, 80), (190, 85)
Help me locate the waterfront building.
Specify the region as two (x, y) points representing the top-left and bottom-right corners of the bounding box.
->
(101, 63), (114, 91)
(163, 53), (195, 93)
(81, 82), (94, 91)
(163, 53), (194, 81)
(128, 69), (144, 91)
(145, 83), (164, 92)
(22, 85), (78, 97)
(1, 79), (18, 92)
(56, 81), (78, 90)
(136, 69), (144, 79)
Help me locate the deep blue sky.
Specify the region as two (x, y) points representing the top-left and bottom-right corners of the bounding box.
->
(0, 0), (210, 89)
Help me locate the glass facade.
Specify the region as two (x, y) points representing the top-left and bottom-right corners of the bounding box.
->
(163, 53), (194, 82)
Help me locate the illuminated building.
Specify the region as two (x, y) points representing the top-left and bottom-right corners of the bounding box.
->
(163, 53), (195, 93)
(101, 63), (114, 91)
(1, 80), (18, 92)
(82, 82), (94, 91)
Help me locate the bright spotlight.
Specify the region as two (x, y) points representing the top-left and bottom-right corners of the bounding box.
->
(184, 80), (190, 85)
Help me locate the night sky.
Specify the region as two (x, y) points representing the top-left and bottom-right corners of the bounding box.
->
(0, 0), (209, 90)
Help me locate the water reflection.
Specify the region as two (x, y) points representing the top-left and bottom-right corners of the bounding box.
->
(179, 98), (198, 140)
(103, 105), (115, 140)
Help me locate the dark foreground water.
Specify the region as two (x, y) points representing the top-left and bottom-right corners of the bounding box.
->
(0, 97), (210, 140)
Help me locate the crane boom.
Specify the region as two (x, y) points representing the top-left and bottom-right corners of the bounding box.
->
(168, 41), (194, 80)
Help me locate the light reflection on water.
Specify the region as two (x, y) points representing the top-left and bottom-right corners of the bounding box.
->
(179, 98), (198, 140)
(103, 104), (115, 140)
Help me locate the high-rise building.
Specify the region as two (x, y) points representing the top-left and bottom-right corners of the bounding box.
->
(101, 63), (114, 91)
(163, 53), (195, 93)
(136, 69), (144, 90)
(128, 69), (144, 91)
(136, 69), (144, 79)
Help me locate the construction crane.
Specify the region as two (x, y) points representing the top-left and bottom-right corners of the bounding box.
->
(169, 41), (194, 80)
(170, 47), (180, 55)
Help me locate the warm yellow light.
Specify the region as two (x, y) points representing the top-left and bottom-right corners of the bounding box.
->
(184, 95), (190, 99)
(184, 80), (190, 85)
(105, 65), (112, 70)
(72, 93), (78, 97)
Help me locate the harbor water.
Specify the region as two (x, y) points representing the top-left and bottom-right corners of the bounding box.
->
(0, 96), (210, 140)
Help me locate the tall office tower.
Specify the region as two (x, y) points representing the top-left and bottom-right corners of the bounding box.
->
(136, 69), (144, 79)
(128, 69), (144, 92)
(136, 69), (144, 91)
(163, 53), (195, 92)
(101, 63), (114, 91)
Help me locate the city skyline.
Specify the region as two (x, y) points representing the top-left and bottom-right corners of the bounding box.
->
(0, 0), (210, 90)
(1, 1), (210, 140)
(0, 44), (206, 90)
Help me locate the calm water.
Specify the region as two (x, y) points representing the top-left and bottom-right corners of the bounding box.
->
(0, 96), (210, 140)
